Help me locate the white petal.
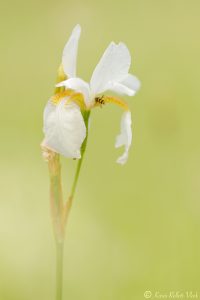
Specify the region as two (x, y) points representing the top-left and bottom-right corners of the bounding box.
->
(105, 74), (140, 96)
(62, 24), (81, 78)
(43, 99), (86, 158)
(56, 77), (91, 106)
(90, 42), (131, 95)
(120, 74), (141, 93)
(115, 111), (132, 165)
(105, 81), (136, 96)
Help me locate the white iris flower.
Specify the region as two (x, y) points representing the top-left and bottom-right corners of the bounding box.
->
(43, 24), (140, 164)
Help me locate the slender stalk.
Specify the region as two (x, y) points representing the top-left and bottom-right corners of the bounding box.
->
(56, 242), (64, 300)
(48, 154), (65, 300)
(48, 154), (65, 243)
(64, 111), (91, 223)
(70, 157), (83, 199)
(71, 110), (91, 198)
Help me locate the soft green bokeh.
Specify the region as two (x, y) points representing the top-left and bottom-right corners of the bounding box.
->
(1, 0), (200, 299)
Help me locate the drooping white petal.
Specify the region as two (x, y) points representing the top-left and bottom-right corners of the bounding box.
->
(43, 99), (86, 158)
(90, 42), (131, 95)
(115, 111), (132, 165)
(56, 77), (91, 106)
(62, 24), (81, 78)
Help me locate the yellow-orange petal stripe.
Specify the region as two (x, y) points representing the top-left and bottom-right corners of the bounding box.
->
(65, 92), (86, 110)
(95, 95), (129, 111)
(51, 89), (74, 105)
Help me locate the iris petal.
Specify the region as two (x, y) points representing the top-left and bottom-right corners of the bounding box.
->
(115, 111), (132, 165)
(56, 78), (90, 106)
(90, 42), (131, 95)
(62, 24), (81, 78)
(43, 98), (86, 158)
(104, 81), (136, 96)
(120, 74), (141, 93)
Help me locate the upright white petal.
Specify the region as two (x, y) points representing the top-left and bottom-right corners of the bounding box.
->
(90, 42), (131, 95)
(43, 99), (86, 158)
(115, 111), (132, 165)
(56, 78), (91, 106)
(62, 24), (81, 78)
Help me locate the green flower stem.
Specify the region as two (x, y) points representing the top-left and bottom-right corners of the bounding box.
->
(48, 154), (65, 243)
(71, 111), (90, 198)
(56, 242), (64, 300)
(48, 154), (65, 300)
(64, 110), (90, 223)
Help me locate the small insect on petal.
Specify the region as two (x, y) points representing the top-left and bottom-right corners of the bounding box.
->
(101, 95), (129, 111)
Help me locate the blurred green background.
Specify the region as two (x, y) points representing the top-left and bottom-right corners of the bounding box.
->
(1, 0), (200, 299)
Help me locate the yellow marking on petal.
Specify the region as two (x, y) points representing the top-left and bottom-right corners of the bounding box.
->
(95, 95), (129, 111)
(65, 92), (86, 111)
(51, 89), (74, 105)
(54, 64), (68, 94)
(51, 89), (87, 110)
(57, 64), (66, 82)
